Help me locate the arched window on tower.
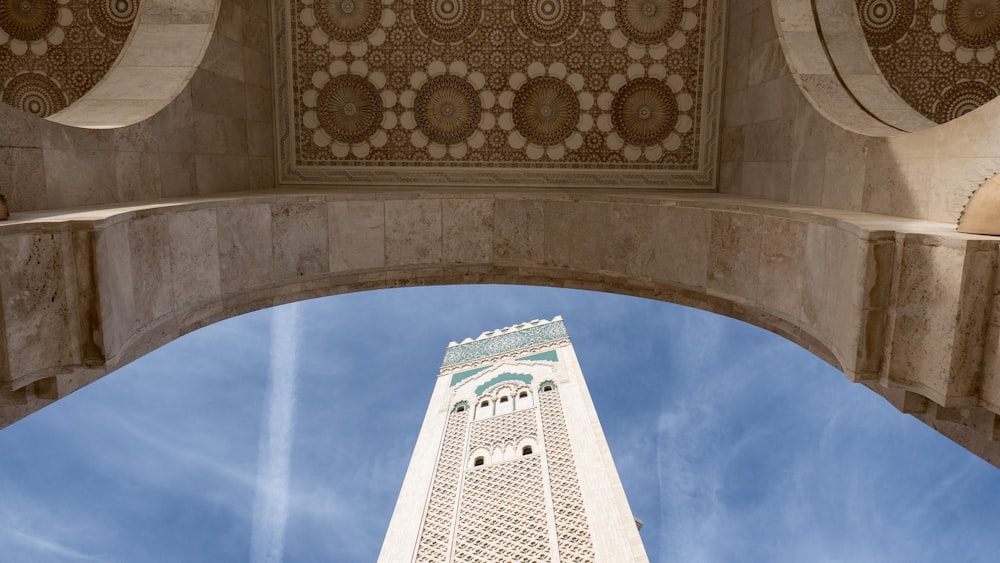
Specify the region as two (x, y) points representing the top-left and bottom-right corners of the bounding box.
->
(515, 388), (533, 410)
(474, 456), (484, 466)
(517, 438), (538, 458)
(495, 391), (514, 415)
(475, 398), (493, 421)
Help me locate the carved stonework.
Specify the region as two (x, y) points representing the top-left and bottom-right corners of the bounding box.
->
(441, 320), (568, 368)
(274, 0), (726, 188)
(413, 0), (481, 43)
(415, 74), (481, 143)
(300, 0), (395, 56)
(90, 0), (137, 42)
(611, 77), (676, 145)
(943, 0), (1000, 52)
(857, 0), (1000, 123)
(1, 70), (64, 115)
(303, 60), (398, 158)
(513, 0), (583, 45)
(512, 76), (581, 145)
(601, 0), (699, 59)
(935, 77), (999, 120)
(0, 0), (62, 44)
(0, 0), (138, 117)
(399, 61), (495, 158)
(857, 0), (915, 46)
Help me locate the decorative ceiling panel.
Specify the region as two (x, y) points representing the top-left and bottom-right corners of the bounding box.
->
(857, 0), (1000, 124)
(273, 0), (726, 188)
(0, 0), (139, 117)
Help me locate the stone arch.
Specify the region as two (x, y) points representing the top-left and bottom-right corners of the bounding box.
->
(48, 0), (222, 128)
(771, 0), (936, 136)
(0, 191), (999, 465)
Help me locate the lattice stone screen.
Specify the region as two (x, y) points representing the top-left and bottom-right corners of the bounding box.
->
(381, 318), (646, 562)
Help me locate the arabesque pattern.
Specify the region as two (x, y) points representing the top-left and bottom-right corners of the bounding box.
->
(539, 388), (595, 562)
(442, 320), (568, 367)
(454, 457), (552, 562)
(469, 407), (537, 451)
(857, 0), (1000, 123)
(0, 0), (139, 116)
(275, 0), (726, 187)
(414, 407), (468, 561)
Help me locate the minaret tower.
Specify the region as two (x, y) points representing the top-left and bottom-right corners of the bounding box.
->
(378, 316), (648, 562)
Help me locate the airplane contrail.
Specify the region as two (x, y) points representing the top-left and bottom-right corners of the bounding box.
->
(250, 303), (301, 563)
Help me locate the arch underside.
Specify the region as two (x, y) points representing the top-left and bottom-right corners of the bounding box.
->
(1, 0), (1000, 482)
(0, 192), (998, 466)
(49, 0), (221, 128)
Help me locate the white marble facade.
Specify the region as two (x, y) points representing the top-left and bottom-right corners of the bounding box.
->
(377, 317), (648, 562)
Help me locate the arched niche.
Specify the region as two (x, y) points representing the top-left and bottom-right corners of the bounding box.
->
(0, 191), (998, 465)
(772, 0), (1000, 136)
(771, 0), (936, 136)
(48, 0), (221, 128)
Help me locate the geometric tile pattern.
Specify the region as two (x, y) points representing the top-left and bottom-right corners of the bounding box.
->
(443, 320), (568, 367)
(272, 0), (727, 188)
(415, 407), (469, 562)
(454, 456), (552, 562)
(469, 406), (537, 451)
(0, 0), (137, 117)
(856, 0), (1000, 123)
(539, 387), (596, 562)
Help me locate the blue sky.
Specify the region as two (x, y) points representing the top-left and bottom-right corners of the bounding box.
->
(1, 285), (1000, 562)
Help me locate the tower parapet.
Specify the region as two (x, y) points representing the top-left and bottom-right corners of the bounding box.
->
(441, 316), (568, 370)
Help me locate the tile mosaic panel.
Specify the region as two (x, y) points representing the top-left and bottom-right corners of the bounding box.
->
(442, 319), (568, 367)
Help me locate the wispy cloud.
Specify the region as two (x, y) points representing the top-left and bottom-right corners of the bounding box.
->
(4, 528), (102, 562)
(4, 286), (1000, 562)
(250, 303), (301, 563)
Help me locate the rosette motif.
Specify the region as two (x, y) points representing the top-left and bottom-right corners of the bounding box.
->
(933, 79), (998, 122)
(856, 0), (915, 48)
(1, 71), (66, 115)
(0, 0), (73, 56)
(300, 0), (396, 57)
(400, 61), (496, 158)
(597, 63), (693, 161)
(498, 62), (594, 160)
(514, 0), (584, 46)
(599, 0), (699, 59)
(932, 0), (1000, 63)
(302, 60), (398, 158)
(90, 0), (139, 42)
(413, 0), (482, 44)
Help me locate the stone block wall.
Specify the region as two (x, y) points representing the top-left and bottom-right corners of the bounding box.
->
(723, 0), (1000, 224)
(0, 0), (274, 213)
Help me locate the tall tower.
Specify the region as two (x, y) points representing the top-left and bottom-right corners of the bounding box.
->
(378, 317), (649, 562)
